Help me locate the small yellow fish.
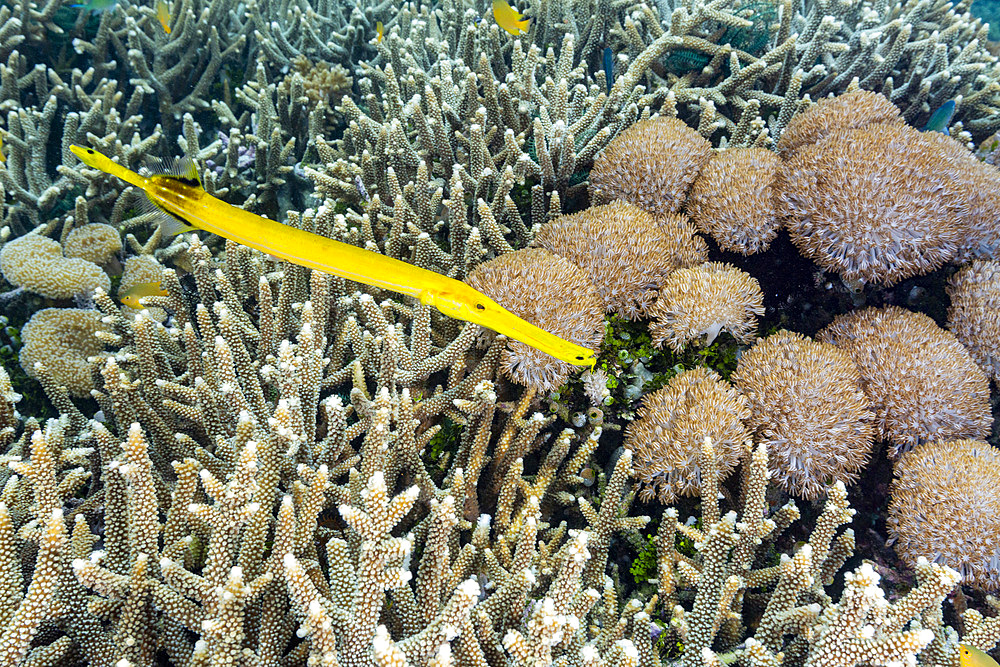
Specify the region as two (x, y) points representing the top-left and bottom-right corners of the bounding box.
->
(120, 281), (168, 309)
(70, 145), (597, 368)
(961, 645), (1000, 667)
(156, 0), (171, 32)
(0, 131), (5, 163)
(492, 0), (529, 35)
(376, 20), (383, 43)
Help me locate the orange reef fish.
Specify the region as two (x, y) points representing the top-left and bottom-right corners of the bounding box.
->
(120, 281), (169, 309)
(960, 645), (1000, 667)
(376, 20), (383, 43)
(70, 145), (597, 368)
(156, 0), (171, 33)
(492, 0), (529, 35)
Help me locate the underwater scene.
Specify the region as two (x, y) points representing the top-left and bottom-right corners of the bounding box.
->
(2, 0), (1000, 663)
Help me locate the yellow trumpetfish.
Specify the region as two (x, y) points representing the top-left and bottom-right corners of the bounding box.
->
(70, 145), (597, 367)
(961, 645), (1000, 667)
(492, 0), (530, 35)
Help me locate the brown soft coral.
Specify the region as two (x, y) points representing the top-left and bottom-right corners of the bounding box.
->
(819, 306), (992, 456)
(589, 117), (711, 217)
(0, 234), (111, 298)
(776, 89), (902, 157)
(625, 367), (750, 504)
(919, 131), (1000, 263)
(281, 56), (353, 110)
(777, 122), (963, 286)
(649, 262), (764, 352)
(534, 201), (706, 319)
(947, 259), (1000, 383)
(63, 224), (122, 266)
(732, 330), (874, 500)
(686, 147), (782, 255)
(888, 439), (1000, 590)
(20, 308), (109, 397)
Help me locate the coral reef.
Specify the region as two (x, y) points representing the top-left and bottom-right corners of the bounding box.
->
(947, 260), (1000, 383)
(3, 0), (1000, 664)
(624, 367), (750, 503)
(649, 262), (764, 352)
(732, 330), (874, 499)
(819, 306), (993, 456)
(888, 439), (1000, 590)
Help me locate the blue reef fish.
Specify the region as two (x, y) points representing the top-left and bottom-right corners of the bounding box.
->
(603, 47), (614, 93)
(923, 99), (956, 135)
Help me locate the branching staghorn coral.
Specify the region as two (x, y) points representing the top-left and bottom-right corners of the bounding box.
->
(652, 438), (971, 667)
(613, 0), (1000, 141)
(0, 45), (165, 231)
(306, 11), (692, 260)
(0, 237), (662, 664)
(247, 0), (395, 66)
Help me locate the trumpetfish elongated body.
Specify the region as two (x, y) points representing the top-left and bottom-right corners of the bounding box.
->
(70, 145), (597, 368)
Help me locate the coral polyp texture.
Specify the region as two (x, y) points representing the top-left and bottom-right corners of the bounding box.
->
(18, 308), (109, 397)
(62, 224), (123, 266)
(778, 122), (964, 286)
(919, 131), (1000, 263)
(649, 262), (764, 352)
(685, 146), (783, 255)
(888, 439), (1000, 590)
(774, 89), (903, 157)
(819, 306), (992, 456)
(0, 233), (111, 298)
(947, 260), (1000, 383)
(118, 255), (165, 296)
(533, 200), (707, 319)
(624, 367), (750, 504)
(465, 248), (605, 392)
(589, 117), (712, 217)
(732, 330), (874, 500)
